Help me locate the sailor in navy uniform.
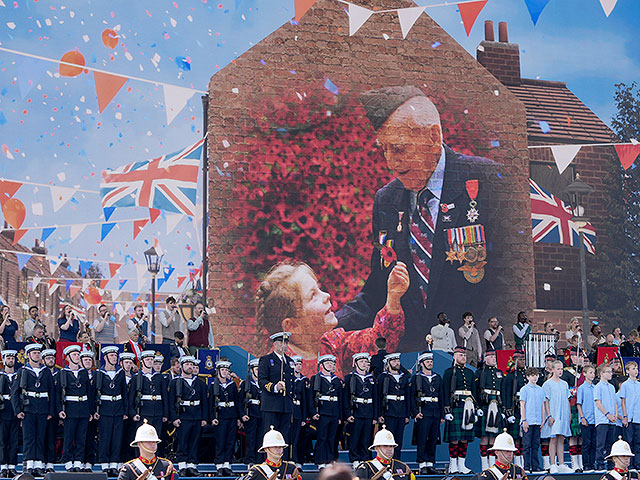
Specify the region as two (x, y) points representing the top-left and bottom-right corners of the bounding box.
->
(169, 355), (207, 477)
(291, 356), (309, 468)
(42, 348), (59, 473)
(258, 332), (295, 444)
(377, 353), (409, 457)
(120, 352), (137, 462)
(354, 427), (412, 480)
(599, 437), (639, 480)
(118, 422), (176, 480)
(240, 358), (262, 466)
(11, 343), (55, 476)
(411, 351), (444, 475)
(131, 350), (168, 440)
(80, 350), (98, 472)
(472, 429), (527, 480)
(344, 352), (377, 469)
(209, 358), (241, 477)
(244, 427), (302, 480)
(95, 345), (129, 477)
(0, 350), (19, 478)
(309, 354), (343, 468)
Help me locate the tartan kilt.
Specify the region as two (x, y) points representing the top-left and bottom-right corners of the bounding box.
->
(570, 404), (581, 437)
(474, 402), (503, 438)
(444, 402), (476, 443)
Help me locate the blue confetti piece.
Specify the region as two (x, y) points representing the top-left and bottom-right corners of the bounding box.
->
(539, 121), (551, 133)
(175, 56), (191, 71)
(260, 59), (266, 65)
(290, 19), (299, 25)
(0, 112), (6, 125)
(490, 140), (500, 147)
(215, 165), (225, 176)
(496, 173), (502, 178)
(0, 87), (7, 96)
(324, 78), (339, 95)
(431, 42), (441, 48)
(289, 70), (297, 75)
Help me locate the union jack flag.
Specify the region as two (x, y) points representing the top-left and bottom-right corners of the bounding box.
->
(530, 178), (596, 254)
(100, 138), (204, 216)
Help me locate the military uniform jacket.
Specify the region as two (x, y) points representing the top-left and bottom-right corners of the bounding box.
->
(410, 372), (443, 419)
(475, 366), (503, 406)
(240, 378), (262, 419)
(168, 376), (207, 422)
(355, 458), (412, 480)
(258, 352), (295, 414)
(117, 456), (175, 480)
(309, 373), (342, 418)
(600, 470), (640, 480)
(94, 368), (128, 417)
(442, 364), (476, 408)
(130, 371), (168, 419)
(208, 378), (241, 421)
(292, 376), (308, 420)
(377, 372), (410, 419)
(502, 368), (526, 415)
(56, 367), (95, 418)
(10, 364), (55, 416)
(472, 463), (528, 480)
(0, 370), (17, 419)
(244, 460), (302, 480)
(343, 372), (377, 419)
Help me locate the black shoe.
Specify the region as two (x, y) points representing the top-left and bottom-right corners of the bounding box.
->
(45, 468), (54, 474)
(33, 468), (45, 477)
(189, 467), (201, 477)
(419, 467), (428, 475)
(426, 467), (442, 475)
(179, 469), (189, 477)
(9, 470), (18, 477)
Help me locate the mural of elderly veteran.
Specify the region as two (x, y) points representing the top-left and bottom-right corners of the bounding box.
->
(336, 86), (503, 351)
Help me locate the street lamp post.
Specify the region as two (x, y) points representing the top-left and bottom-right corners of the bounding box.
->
(144, 246), (164, 341)
(565, 173), (594, 347)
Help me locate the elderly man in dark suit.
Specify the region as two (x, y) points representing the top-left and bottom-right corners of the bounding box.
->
(336, 86), (502, 351)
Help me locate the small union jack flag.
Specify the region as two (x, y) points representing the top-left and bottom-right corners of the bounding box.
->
(100, 138), (204, 216)
(530, 178), (596, 254)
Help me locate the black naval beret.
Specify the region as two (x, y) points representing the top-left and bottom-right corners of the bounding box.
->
(359, 86), (426, 131)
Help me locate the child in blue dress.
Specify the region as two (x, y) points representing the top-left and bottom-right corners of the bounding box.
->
(541, 360), (574, 473)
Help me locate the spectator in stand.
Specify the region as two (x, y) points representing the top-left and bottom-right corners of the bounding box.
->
(612, 328), (624, 346)
(187, 302), (213, 349)
(430, 312), (456, 353)
(26, 323), (56, 350)
(58, 304), (81, 342)
(93, 304), (117, 344)
(0, 306), (18, 345)
(545, 321), (560, 339)
(159, 296), (183, 345)
(23, 306), (39, 339)
(370, 337), (387, 378)
(123, 328), (143, 362)
(564, 318), (583, 348)
(483, 316), (504, 351)
(78, 329), (99, 358)
(620, 330), (640, 358)
(126, 305), (150, 343)
(169, 331), (190, 359)
(587, 324), (605, 351)
(513, 311), (531, 351)
(459, 311), (483, 367)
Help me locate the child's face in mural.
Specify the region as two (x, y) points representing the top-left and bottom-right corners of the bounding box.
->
(283, 268), (338, 345)
(376, 97), (443, 192)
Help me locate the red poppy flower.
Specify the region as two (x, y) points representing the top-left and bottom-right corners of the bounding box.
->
(381, 245), (397, 265)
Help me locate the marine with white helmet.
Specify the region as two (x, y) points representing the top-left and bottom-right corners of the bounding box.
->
(471, 429), (528, 480)
(599, 436), (639, 480)
(117, 421), (175, 480)
(354, 426), (412, 480)
(243, 426), (302, 480)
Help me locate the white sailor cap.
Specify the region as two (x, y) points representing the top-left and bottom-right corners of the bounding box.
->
(80, 351), (94, 359)
(25, 343), (42, 354)
(417, 352), (433, 363)
(140, 350), (156, 360)
(383, 352), (401, 363)
(352, 352), (371, 365)
(1, 350), (17, 358)
(194, 359), (201, 366)
(120, 352), (136, 361)
(101, 346), (119, 355)
(292, 355), (303, 364)
(216, 360), (232, 369)
(179, 355), (196, 365)
(269, 331), (291, 342)
(249, 359), (259, 368)
(42, 349), (57, 358)
(63, 344), (81, 356)
(154, 355), (164, 363)
(318, 354), (336, 364)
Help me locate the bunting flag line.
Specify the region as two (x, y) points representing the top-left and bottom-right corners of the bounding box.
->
(550, 145), (581, 174)
(93, 71), (128, 113)
(50, 185), (78, 212)
(16, 252), (31, 271)
(348, 3), (374, 36)
(614, 144), (640, 170)
(295, 0), (317, 20)
(0, 179), (23, 202)
(133, 219), (149, 240)
(101, 222), (117, 241)
(12, 229), (27, 245)
(397, 6), (425, 39)
(69, 224), (87, 243)
(41, 227), (55, 242)
(162, 84), (197, 125)
(529, 140), (640, 170)
(523, 0), (551, 26)
(149, 208), (162, 224)
(599, 0), (618, 17)
(103, 207), (116, 221)
(459, 0), (489, 36)
(109, 263), (123, 278)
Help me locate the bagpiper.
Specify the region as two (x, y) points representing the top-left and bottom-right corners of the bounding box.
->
(240, 358), (263, 466)
(501, 349), (527, 469)
(354, 426), (412, 480)
(0, 350), (19, 478)
(443, 345), (477, 474)
(243, 427), (302, 480)
(475, 348), (504, 470)
(344, 352), (377, 469)
(410, 351), (443, 475)
(377, 353), (410, 456)
(471, 429), (528, 480)
(117, 421), (176, 480)
(210, 358), (241, 477)
(42, 348), (59, 473)
(600, 437), (639, 480)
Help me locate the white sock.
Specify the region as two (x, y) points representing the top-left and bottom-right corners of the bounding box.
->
(65, 462), (73, 471)
(179, 463), (187, 470)
(46, 463), (54, 470)
(419, 462), (427, 469)
(27, 461), (34, 470)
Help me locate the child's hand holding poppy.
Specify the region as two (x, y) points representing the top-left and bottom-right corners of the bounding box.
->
(386, 262), (409, 314)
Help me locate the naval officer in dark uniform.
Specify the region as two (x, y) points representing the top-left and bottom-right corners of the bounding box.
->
(377, 353), (409, 457)
(0, 350), (19, 478)
(131, 350), (168, 439)
(42, 348), (59, 473)
(240, 358), (263, 466)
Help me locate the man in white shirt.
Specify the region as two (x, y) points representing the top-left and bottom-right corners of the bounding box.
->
(430, 312), (456, 353)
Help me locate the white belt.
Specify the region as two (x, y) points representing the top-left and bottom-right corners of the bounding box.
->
(248, 399), (260, 405)
(319, 395), (338, 402)
(100, 395), (122, 402)
(385, 395), (405, 401)
(180, 400), (201, 407)
(454, 390), (472, 396)
(216, 401), (235, 407)
(354, 397), (373, 404)
(293, 399), (301, 406)
(140, 395), (162, 401)
(483, 389), (501, 396)
(419, 396), (439, 403)
(65, 395), (88, 402)
(1, 395), (9, 400)
(26, 391), (48, 398)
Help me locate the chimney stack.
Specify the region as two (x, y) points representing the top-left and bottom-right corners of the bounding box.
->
(477, 21), (521, 86)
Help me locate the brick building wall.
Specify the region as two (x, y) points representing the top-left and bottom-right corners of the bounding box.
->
(207, 0), (535, 353)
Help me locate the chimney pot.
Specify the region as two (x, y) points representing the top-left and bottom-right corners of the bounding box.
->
(498, 21), (509, 43)
(484, 20), (495, 42)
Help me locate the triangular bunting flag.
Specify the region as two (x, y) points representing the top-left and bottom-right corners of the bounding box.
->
(83, 279), (92, 289)
(103, 206), (116, 222)
(99, 279), (109, 289)
(70, 224), (86, 242)
(397, 6), (425, 39)
(348, 3), (373, 36)
(458, 0), (488, 36)
(32, 276), (42, 289)
(0, 180), (22, 205)
(295, 0), (317, 20)
(109, 263), (123, 278)
(65, 279), (73, 292)
(162, 84), (196, 125)
(119, 279), (128, 290)
(50, 185), (77, 212)
(41, 227), (56, 243)
(615, 144), (640, 170)
(163, 265), (175, 281)
(79, 260), (93, 277)
(550, 145), (581, 174)
(101, 222), (116, 241)
(16, 252), (31, 271)
(166, 213), (182, 234)
(133, 219), (149, 239)
(599, 0), (617, 16)
(69, 284), (81, 298)
(12, 229), (27, 245)
(149, 208), (161, 224)
(157, 278), (166, 290)
(47, 279), (58, 295)
(523, 0), (551, 26)
(177, 276), (187, 289)
(48, 258), (58, 276)
(93, 71), (128, 113)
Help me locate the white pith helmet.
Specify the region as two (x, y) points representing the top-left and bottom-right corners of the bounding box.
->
(130, 420), (161, 447)
(258, 426), (288, 452)
(606, 436), (634, 459)
(368, 426), (398, 450)
(489, 429), (518, 452)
